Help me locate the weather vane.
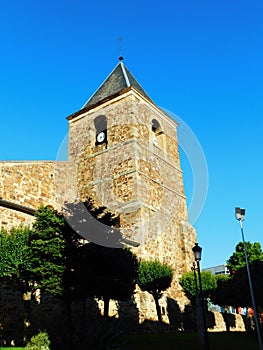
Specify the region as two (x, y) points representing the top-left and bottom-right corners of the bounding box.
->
(118, 37), (124, 61)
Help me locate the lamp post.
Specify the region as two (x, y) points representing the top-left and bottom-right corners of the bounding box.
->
(235, 208), (263, 350)
(192, 243), (210, 350)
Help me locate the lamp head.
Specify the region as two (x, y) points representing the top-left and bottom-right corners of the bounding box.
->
(192, 243), (202, 262)
(235, 207), (245, 222)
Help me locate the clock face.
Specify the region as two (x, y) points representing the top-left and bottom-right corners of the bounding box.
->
(97, 131), (106, 143)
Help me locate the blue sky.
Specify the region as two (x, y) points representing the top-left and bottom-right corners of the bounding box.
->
(1, 0), (263, 268)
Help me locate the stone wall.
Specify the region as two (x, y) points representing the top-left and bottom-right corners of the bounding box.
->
(207, 311), (246, 332)
(0, 161), (55, 230)
(0, 161), (70, 230)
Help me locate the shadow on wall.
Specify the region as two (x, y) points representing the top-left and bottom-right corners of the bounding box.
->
(0, 284), (251, 350)
(0, 281), (25, 346)
(167, 297), (184, 330)
(0, 285), (137, 350)
(118, 296), (140, 330)
(222, 312), (237, 332)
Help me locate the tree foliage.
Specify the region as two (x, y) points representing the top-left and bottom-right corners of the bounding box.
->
(28, 205), (66, 297)
(209, 241), (263, 308)
(210, 260), (263, 308)
(138, 259), (173, 322)
(226, 241), (263, 273)
(209, 274), (232, 307)
(64, 242), (139, 316)
(179, 270), (217, 303)
(207, 242), (263, 308)
(0, 225), (31, 289)
(62, 196), (139, 316)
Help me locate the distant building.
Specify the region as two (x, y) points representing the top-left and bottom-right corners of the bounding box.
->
(203, 264), (229, 275)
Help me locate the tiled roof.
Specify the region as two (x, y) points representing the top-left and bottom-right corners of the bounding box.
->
(82, 61), (152, 108)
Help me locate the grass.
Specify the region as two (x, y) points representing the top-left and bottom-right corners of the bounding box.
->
(0, 332), (259, 350)
(117, 332), (259, 350)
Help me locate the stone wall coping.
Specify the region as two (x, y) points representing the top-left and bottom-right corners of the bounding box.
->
(0, 160), (67, 164)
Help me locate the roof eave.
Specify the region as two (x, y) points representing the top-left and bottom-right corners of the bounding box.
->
(67, 86), (154, 121)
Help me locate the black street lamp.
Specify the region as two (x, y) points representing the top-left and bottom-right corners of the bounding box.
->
(235, 208), (263, 350)
(193, 242), (202, 262)
(192, 243), (210, 350)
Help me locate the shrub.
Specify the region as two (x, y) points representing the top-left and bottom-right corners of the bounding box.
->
(25, 330), (50, 350)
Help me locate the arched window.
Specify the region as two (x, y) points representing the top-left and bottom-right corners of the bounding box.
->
(94, 115), (107, 146)
(151, 119), (164, 149)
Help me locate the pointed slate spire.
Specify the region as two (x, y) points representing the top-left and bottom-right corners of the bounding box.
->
(82, 61), (152, 109)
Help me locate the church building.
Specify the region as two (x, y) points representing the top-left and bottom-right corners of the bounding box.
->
(0, 59), (197, 320)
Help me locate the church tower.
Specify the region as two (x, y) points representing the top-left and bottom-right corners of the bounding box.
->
(66, 59), (197, 310)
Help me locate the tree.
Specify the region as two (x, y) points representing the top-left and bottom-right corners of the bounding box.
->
(179, 270), (217, 304)
(137, 260), (173, 322)
(226, 241), (263, 273)
(209, 274), (233, 307)
(208, 242), (263, 309)
(0, 226), (34, 343)
(65, 243), (139, 317)
(0, 225), (31, 290)
(63, 196), (139, 317)
(210, 261), (263, 308)
(28, 206), (66, 297)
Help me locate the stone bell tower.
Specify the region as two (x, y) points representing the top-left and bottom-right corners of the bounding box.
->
(66, 59), (196, 309)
